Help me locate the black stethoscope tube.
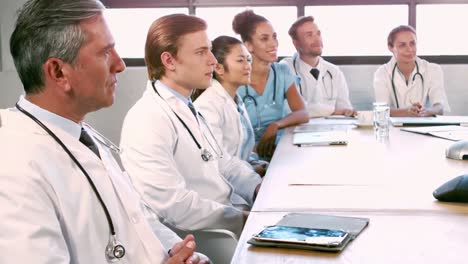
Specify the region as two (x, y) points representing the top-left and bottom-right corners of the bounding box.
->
(15, 103), (125, 261)
(242, 64), (277, 106)
(391, 61), (424, 109)
(151, 81), (222, 162)
(292, 55), (333, 98)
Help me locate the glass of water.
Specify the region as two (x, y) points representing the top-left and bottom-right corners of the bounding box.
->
(373, 102), (390, 141)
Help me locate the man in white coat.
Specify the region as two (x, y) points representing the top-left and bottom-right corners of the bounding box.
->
(120, 14), (262, 238)
(281, 16), (356, 118)
(0, 0), (207, 263)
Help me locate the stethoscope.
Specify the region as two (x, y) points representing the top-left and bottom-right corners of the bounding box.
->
(241, 64), (277, 131)
(391, 61), (424, 108)
(293, 55), (334, 99)
(15, 103), (126, 262)
(151, 81), (223, 162)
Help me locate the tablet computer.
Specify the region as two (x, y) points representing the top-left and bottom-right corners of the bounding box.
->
(252, 225), (349, 247)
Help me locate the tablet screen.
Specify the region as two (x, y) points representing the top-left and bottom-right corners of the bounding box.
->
(254, 225), (348, 246)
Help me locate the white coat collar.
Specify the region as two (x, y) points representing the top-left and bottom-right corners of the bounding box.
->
(148, 80), (204, 143)
(386, 56), (427, 75)
(15, 95), (82, 139)
(294, 53), (326, 77)
(210, 79), (245, 134)
(210, 80), (238, 108)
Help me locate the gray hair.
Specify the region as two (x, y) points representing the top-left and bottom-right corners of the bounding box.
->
(10, 0), (105, 94)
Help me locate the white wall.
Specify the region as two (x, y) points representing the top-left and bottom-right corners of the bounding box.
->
(0, 0), (25, 106)
(1, 0), (467, 144)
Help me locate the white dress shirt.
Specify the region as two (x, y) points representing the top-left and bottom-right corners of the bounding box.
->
(281, 54), (353, 117)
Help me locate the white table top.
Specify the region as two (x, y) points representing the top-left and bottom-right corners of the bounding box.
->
(232, 119), (468, 263)
(232, 211), (468, 264)
(253, 123), (468, 213)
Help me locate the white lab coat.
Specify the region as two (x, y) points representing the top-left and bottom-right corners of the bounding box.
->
(373, 57), (450, 111)
(0, 109), (175, 263)
(194, 79), (255, 162)
(120, 81), (261, 237)
(281, 54), (353, 117)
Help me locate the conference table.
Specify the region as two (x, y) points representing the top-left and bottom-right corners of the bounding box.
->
(230, 119), (468, 263)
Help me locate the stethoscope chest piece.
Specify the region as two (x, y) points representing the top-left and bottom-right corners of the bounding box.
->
(201, 148), (213, 162)
(106, 234), (125, 262)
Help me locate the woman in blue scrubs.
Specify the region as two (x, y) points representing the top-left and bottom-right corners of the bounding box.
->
(233, 10), (308, 159)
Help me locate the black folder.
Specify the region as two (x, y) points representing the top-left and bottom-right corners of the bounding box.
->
(248, 213), (369, 252)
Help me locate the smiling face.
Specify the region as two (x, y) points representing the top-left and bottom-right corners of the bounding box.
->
(65, 15), (125, 113)
(389, 30), (417, 64)
(216, 44), (251, 87)
(171, 30), (217, 93)
(293, 21), (323, 57)
(245, 21), (278, 63)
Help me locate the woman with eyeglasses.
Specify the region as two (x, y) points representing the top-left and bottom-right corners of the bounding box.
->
(194, 36), (269, 176)
(373, 25), (450, 117)
(233, 10), (308, 160)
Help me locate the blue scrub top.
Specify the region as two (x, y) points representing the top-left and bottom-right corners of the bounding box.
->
(237, 62), (296, 143)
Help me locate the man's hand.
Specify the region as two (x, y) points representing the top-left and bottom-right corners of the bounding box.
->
(167, 235), (209, 264)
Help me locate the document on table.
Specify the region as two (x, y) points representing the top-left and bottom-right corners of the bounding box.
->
(391, 115), (468, 127)
(293, 131), (348, 147)
(293, 124), (353, 133)
(401, 125), (468, 141)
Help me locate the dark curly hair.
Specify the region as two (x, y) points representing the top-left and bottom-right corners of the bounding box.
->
(232, 10), (268, 42)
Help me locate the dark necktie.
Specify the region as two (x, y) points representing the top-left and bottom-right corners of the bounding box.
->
(310, 68), (320, 80)
(187, 101), (197, 118)
(79, 128), (101, 158)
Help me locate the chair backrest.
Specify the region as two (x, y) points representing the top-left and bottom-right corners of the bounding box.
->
(172, 227), (238, 264)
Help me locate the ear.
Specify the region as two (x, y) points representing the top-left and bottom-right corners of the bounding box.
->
(43, 58), (72, 93)
(244, 41), (254, 53)
(388, 45), (394, 54)
(214, 63), (224, 76)
(292, 39), (300, 50)
(161, 51), (176, 72)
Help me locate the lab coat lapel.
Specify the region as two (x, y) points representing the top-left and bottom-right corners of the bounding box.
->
(2, 109), (122, 227)
(212, 81), (244, 139)
(93, 129), (167, 258)
(154, 82), (204, 145)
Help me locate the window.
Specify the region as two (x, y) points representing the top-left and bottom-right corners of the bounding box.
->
(305, 5), (408, 56)
(102, 1), (468, 64)
(196, 6), (297, 56)
(417, 4), (468, 55)
(104, 8), (188, 58)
